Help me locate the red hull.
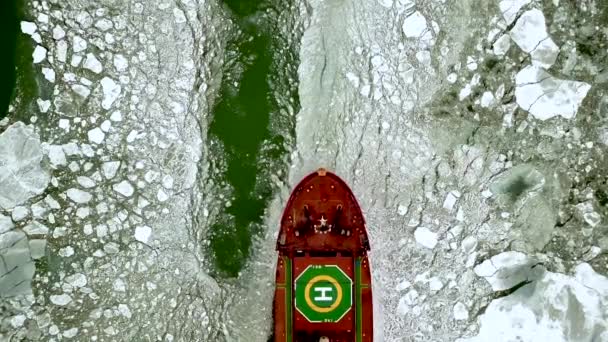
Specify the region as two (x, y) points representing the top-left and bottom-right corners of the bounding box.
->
(273, 169), (373, 342)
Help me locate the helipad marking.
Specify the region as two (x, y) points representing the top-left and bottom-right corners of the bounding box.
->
(304, 275), (343, 313)
(294, 265), (352, 323)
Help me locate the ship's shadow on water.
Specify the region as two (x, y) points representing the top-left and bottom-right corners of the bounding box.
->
(206, 0), (301, 277)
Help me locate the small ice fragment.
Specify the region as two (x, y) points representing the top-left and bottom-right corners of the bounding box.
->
(397, 204), (408, 216)
(110, 111), (123, 122)
(83, 53), (103, 74)
(76, 176), (96, 189)
(52, 26), (66, 40)
(157, 189), (169, 202)
(47, 145), (66, 167)
(402, 11), (428, 38)
(113, 54), (129, 72)
(113, 181), (134, 197)
(20, 21), (37, 35)
(396, 279), (412, 291)
(162, 175), (174, 189)
(453, 302), (469, 320)
(429, 277), (444, 292)
(42, 68), (56, 83)
(87, 127), (105, 144)
(102, 161), (121, 179)
(73, 36), (88, 53)
(414, 227), (438, 249)
(480, 91), (496, 108)
(101, 77), (121, 109)
(95, 19), (114, 31)
(443, 192), (458, 211)
(50, 294), (72, 306)
(66, 189), (92, 204)
(37, 99), (51, 113)
(500, 0), (533, 25)
(72, 84), (90, 98)
(33, 46), (47, 64)
(134, 226), (152, 243)
(493, 34), (511, 56)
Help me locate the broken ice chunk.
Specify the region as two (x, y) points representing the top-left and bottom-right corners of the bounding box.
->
(113, 181), (135, 197)
(23, 221), (49, 235)
(84, 53), (103, 74)
(480, 91), (496, 108)
(50, 294), (72, 306)
(42, 68), (56, 83)
(414, 227), (438, 249)
(493, 34), (511, 56)
(66, 189), (93, 204)
(52, 26), (66, 40)
(113, 54), (129, 72)
(32, 46), (47, 64)
(402, 11), (428, 38)
(453, 302), (469, 321)
(474, 251), (541, 291)
(510, 9), (559, 68)
(46, 145), (67, 167)
(0, 214), (14, 234)
(0, 123), (50, 209)
(73, 36), (88, 53)
(134, 226), (152, 243)
(101, 77), (122, 110)
(515, 65), (591, 120)
(443, 191), (460, 211)
(20, 21), (37, 35)
(87, 127), (105, 145)
(102, 161), (121, 179)
(499, 0), (533, 25)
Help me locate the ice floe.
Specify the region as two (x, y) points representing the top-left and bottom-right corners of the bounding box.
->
(474, 251), (541, 291)
(464, 263), (608, 342)
(515, 65), (591, 120)
(510, 9), (559, 68)
(32, 45), (47, 64)
(20, 21), (37, 35)
(499, 0), (532, 25)
(0, 123), (50, 210)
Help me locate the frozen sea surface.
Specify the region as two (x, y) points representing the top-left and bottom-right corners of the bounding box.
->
(1, 0), (608, 341)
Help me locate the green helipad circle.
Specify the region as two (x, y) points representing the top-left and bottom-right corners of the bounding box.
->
(294, 265), (352, 323)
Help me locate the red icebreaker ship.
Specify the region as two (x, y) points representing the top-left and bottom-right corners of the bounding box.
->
(273, 168), (373, 342)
